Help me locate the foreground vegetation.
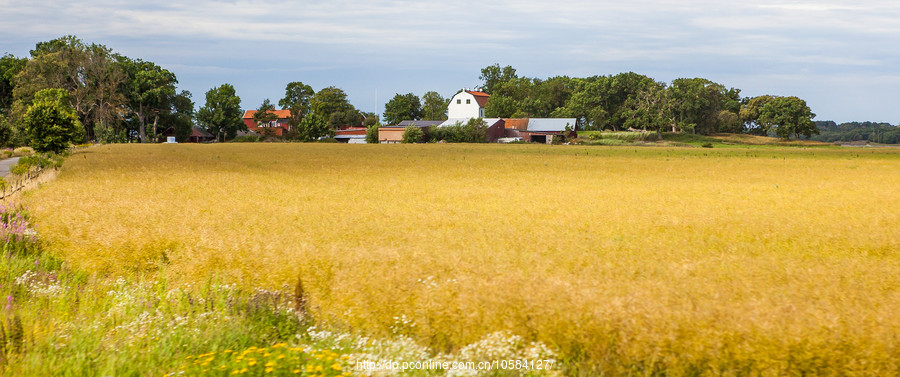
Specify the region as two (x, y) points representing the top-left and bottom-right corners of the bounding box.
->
(17, 143), (900, 375)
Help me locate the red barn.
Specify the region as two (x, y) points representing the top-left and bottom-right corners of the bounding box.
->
(242, 109), (292, 136)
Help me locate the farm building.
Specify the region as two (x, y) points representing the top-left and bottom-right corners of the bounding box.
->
(377, 121), (444, 143)
(395, 89), (577, 143)
(334, 127), (368, 143)
(242, 109), (292, 136)
(504, 118), (578, 144)
(158, 126), (217, 143)
(448, 90), (489, 118)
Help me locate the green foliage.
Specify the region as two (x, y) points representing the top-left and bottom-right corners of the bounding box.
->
(23, 89), (84, 153)
(365, 123), (380, 144)
(421, 91), (448, 121)
(428, 118), (488, 143)
(0, 53), (27, 114)
(197, 83), (244, 141)
(294, 113), (332, 142)
(279, 81), (314, 128)
(310, 86), (359, 129)
(811, 121), (900, 144)
(757, 96), (817, 140)
(252, 98), (278, 127)
(229, 135), (261, 143)
(401, 126), (424, 143)
(383, 93), (422, 125)
(479, 64), (517, 95)
(0, 114), (15, 148)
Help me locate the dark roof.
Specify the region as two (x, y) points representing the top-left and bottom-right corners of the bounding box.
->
(191, 126), (215, 138)
(397, 120), (445, 127)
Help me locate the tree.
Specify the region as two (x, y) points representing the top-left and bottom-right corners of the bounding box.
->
(118, 56), (177, 143)
(383, 93), (422, 125)
(479, 64), (517, 95)
(23, 88), (84, 153)
(740, 95), (775, 135)
(253, 98), (278, 126)
(197, 84), (244, 142)
(159, 90), (193, 143)
(421, 91), (448, 121)
(294, 113), (332, 141)
(279, 81), (314, 129)
(0, 54), (26, 115)
(758, 96), (817, 140)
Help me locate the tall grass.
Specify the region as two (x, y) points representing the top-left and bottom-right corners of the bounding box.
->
(22, 143), (900, 375)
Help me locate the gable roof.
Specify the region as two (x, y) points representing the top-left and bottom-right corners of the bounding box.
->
(466, 90), (490, 108)
(191, 126), (215, 138)
(242, 109), (292, 119)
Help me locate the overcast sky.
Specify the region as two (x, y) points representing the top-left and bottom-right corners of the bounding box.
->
(2, 0), (899, 123)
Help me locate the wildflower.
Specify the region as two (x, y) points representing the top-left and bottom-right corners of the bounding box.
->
(332, 363), (342, 371)
(265, 367), (274, 373)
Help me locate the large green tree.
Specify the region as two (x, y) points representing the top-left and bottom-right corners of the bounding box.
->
(23, 88), (84, 153)
(197, 84), (244, 141)
(279, 81), (314, 129)
(421, 91), (448, 121)
(0, 54), (26, 115)
(479, 64), (517, 95)
(12, 36), (127, 141)
(740, 95), (775, 135)
(383, 93), (422, 125)
(118, 56), (177, 142)
(310, 86), (359, 128)
(758, 96), (817, 140)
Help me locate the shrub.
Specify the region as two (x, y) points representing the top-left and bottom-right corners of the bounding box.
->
(365, 123), (380, 144)
(23, 89), (85, 154)
(230, 135), (261, 143)
(401, 127), (424, 143)
(12, 147), (34, 157)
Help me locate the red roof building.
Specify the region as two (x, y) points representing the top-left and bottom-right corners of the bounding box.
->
(242, 109), (292, 136)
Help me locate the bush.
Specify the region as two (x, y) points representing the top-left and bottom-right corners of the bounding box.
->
(24, 89), (85, 154)
(229, 135), (261, 143)
(12, 147), (34, 157)
(401, 127), (424, 143)
(366, 124), (380, 144)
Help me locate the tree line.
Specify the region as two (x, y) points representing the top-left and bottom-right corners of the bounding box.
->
(0, 36), (381, 147)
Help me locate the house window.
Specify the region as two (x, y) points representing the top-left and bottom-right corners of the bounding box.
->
(466, 99), (471, 104)
(457, 99), (461, 104)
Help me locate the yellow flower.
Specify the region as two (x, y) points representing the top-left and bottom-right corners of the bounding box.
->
(332, 363), (342, 371)
(306, 365), (314, 372)
(272, 343), (287, 348)
(315, 365), (323, 372)
(248, 360), (257, 366)
(186, 356), (195, 360)
(265, 367), (274, 373)
(277, 354), (285, 360)
(292, 369), (300, 374)
(265, 361), (275, 367)
(341, 355), (350, 360)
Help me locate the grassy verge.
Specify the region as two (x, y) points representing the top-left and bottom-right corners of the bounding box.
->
(0, 203), (559, 376)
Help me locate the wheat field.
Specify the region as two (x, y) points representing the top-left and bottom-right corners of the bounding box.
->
(25, 143), (900, 375)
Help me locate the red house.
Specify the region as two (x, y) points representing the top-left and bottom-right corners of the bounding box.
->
(242, 109), (292, 136)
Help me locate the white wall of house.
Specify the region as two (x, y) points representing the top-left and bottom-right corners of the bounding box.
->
(448, 91), (484, 119)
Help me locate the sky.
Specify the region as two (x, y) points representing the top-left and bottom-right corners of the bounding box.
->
(1, 0), (899, 123)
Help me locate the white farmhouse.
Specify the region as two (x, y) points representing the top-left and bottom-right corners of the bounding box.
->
(447, 90), (490, 119)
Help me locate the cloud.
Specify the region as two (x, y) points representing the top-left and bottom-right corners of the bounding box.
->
(2, 0), (899, 121)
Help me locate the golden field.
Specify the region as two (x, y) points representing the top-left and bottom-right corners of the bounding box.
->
(25, 144), (900, 375)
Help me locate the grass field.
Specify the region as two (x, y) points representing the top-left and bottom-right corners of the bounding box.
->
(20, 143), (900, 375)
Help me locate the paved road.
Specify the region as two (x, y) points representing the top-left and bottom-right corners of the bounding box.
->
(0, 157), (21, 178)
